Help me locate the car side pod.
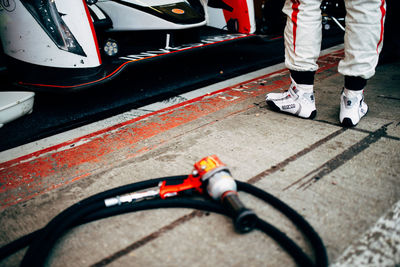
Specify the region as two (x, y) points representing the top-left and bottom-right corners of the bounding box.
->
(0, 0), (257, 92)
(0, 92), (35, 128)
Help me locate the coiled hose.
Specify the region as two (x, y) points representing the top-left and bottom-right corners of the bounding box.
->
(0, 176), (328, 267)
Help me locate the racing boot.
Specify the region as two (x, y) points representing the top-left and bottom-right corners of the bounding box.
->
(339, 88), (368, 127)
(266, 77), (316, 119)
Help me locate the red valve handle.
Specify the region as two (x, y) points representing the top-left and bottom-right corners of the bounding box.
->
(159, 174), (203, 199)
(159, 155), (224, 199)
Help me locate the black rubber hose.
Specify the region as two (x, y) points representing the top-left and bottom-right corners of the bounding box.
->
(1, 176), (188, 261)
(1, 182), (327, 267)
(84, 198), (316, 267)
(20, 201), (105, 267)
(24, 198), (316, 267)
(20, 177), (186, 267)
(1, 177), (187, 261)
(237, 181), (328, 267)
(0, 230), (40, 261)
(7, 176), (326, 267)
(84, 186), (326, 267)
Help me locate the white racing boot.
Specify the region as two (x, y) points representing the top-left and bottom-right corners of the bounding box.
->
(265, 78), (316, 119)
(339, 88), (368, 127)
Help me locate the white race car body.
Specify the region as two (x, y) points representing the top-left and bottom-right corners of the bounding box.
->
(0, 0), (256, 91)
(0, 0), (101, 68)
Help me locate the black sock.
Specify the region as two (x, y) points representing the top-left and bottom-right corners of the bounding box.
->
(290, 70), (316, 85)
(344, 76), (367, 91)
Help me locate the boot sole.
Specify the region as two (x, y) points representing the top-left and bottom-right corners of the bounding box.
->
(341, 118), (355, 127)
(340, 108), (368, 128)
(267, 101), (316, 120)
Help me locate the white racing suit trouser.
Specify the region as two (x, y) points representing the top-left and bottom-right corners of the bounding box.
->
(283, 0), (386, 80)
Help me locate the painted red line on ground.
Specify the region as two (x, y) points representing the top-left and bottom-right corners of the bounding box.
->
(0, 50), (343, 208)
(1, 67), (288, 169)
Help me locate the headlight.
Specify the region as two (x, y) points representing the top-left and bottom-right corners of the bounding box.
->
(21, 0), (86, 57)
(104, 39), (118, 57)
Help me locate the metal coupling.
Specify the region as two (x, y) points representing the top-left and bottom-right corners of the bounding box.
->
(104, 190), (159, 207)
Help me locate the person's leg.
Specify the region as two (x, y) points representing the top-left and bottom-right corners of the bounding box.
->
(338, 0), (386, 126)
(266, 0), (322, 119)
(283, 0), (322, 76)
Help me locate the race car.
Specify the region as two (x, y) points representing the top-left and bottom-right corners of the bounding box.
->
(0, 0), (256, 91)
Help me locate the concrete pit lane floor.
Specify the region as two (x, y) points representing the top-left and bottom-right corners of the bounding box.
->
(0, 44), (399, 266)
